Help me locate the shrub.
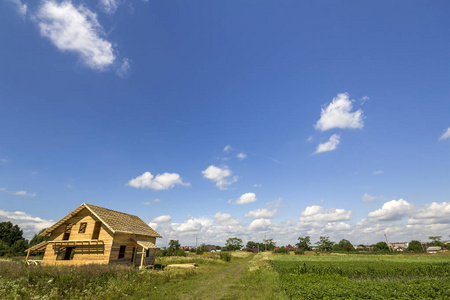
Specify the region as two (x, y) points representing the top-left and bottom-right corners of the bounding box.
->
(294, 249), (304, 255)
(157, 248), (187, 257)
(274, 247), (289, 254)
(220, 252), (231, 262)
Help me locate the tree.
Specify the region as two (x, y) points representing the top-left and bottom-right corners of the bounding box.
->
(296, 236), (311, 251)
(225, 237), (243, 251)
(168, 240), (180, 250)
(407, 240), (424, 253)
(316, 236), (334, 251)
(11, 239), (28, 256)
(29, 228), (48, 248)
(0, 222), (24, 247)
(373, 241), (389, 251)
(264, 238), (276, 251)
(333, 239), (354, 252)
(428, 236), (444, 247)
(0, 240), (9, 256)
(246, 241), (257, 249)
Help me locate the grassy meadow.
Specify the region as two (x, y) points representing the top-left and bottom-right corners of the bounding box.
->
(271, 252), (450, 299)
(0, 252), (449, 299)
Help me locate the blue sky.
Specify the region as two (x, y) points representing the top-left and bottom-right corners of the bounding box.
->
(1, 0), (449, 246)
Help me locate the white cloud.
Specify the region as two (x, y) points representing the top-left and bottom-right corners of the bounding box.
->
(248, 218), (271, 231)
(214, 212), (241, 226)
(127, 171), (190, 190)
(116, 57), (131, 78)
(13, 191), (36, 197)
(269, 157), (280, 164)
(299, 205), (353, 223)
(223, 145), (232, 153)
(253, 184), (262, 187)
(152, 215), (172, 223)
(306, 136), (313, 142)
(35, 1), (115, 70)
(99, 0), (120, 14)
(202, 165), (237, 190)
(315, 93), (364, 131)
(142, 201), (150, 205)
(368, 199), (413, 221)
(438, 127), (450, 141)
(324, 222), (352, 232)
(245, 208), (276, 219)
(362, 193), (383, 203)
(408, 202), (450, 225)
(236, 153), (247, 160)
(7, 0), (27, 16)
(360, 96), (370, 105)
(1, 158), (9, 163)
(315, 134), (340, 154)
(173, 217), (213, 233)
(373, 170), (383, 175)
(0, 209), (54, 239)
(236, 193), (257, 205)
(153, 198), (161, 203)
(0, 188), (36, 197)
(245, 199), (280, 219)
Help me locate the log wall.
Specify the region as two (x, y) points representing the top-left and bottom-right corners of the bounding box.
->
(42, 208), (114, 266)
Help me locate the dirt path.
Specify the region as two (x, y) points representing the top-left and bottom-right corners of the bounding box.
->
(180, 254), (254, 300)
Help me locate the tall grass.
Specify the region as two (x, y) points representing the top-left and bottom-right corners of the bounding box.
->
(0, 260), (196, 299)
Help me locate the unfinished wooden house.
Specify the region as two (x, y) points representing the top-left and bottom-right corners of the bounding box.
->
(26, 203), (161, 267)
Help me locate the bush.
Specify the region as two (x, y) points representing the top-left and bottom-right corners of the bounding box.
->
(294, 249), (304, 255)
(220, 252), (231, 262)
(196, 248), (204, 255)
(157, 248), (187, 257)
(0, 240), (10, 256)
(273, 247), (289, 254)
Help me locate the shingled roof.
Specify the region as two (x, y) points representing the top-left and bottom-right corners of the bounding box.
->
(41, 203), (162, 238)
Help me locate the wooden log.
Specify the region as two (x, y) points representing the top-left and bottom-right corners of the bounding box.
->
(165, 263), (198, 269)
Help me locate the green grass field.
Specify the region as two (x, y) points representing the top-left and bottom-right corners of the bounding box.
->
(271, 253), (450, 299)
(0, 252), (449, 299)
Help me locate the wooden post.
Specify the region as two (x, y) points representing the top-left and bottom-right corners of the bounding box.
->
(140, 247), (145, 269)
(25, 249), (31, 264)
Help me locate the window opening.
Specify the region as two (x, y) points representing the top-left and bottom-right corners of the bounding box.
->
(92, 222), (102, 239)
(63, 223), (73, 240)
(64, 247), (75, 260)
(118, 245), (126, 259)
(78, 222), (87, 233)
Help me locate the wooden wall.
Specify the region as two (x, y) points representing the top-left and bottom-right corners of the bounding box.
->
(42, 208), (114, 266)
(109, 234), (157, 266)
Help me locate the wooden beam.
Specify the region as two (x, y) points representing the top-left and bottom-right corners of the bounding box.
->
(25, 249), (30, 264)
(140, 246), (145, 268)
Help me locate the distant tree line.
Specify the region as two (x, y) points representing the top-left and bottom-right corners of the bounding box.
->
(157, 234), (450, 258)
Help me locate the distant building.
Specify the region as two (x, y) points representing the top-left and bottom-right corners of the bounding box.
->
(204, 245), (216, 251)
(285, 244), (296, 251)
(427, 246), (442, 254)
